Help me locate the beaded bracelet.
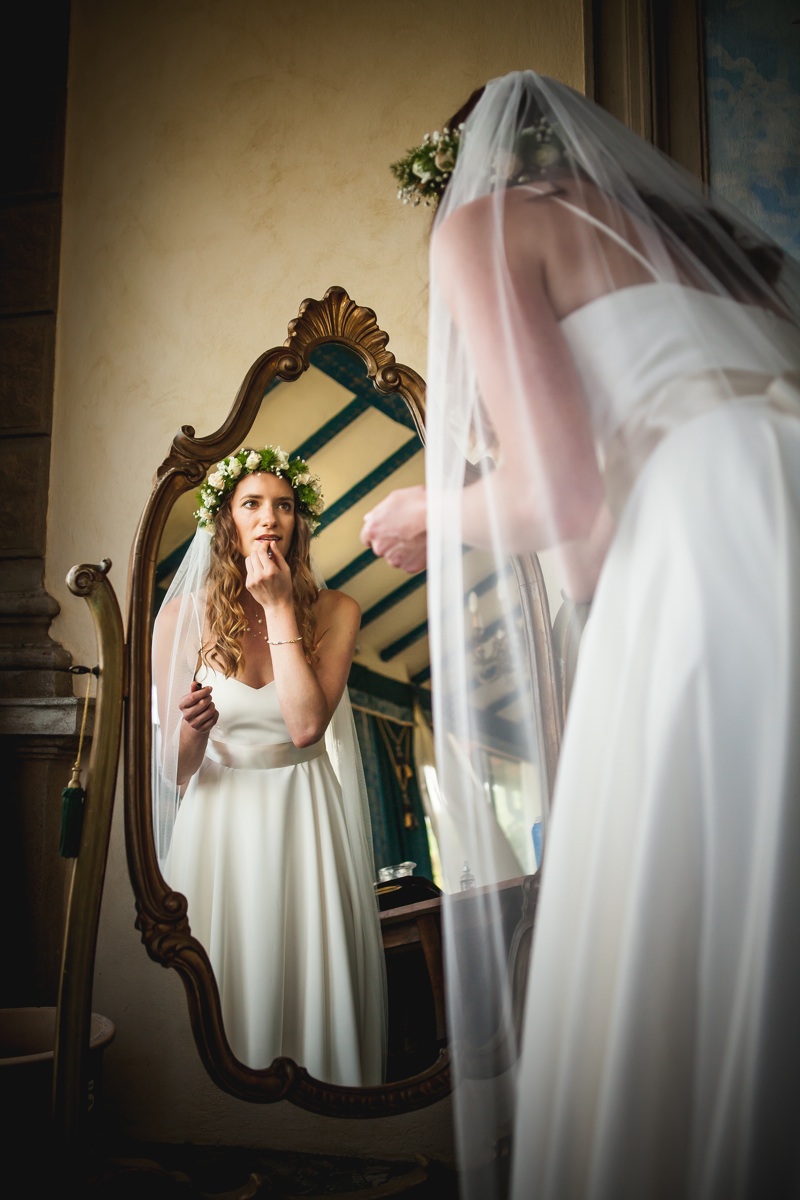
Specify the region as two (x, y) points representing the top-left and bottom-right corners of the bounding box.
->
(266, 636), (303, 645)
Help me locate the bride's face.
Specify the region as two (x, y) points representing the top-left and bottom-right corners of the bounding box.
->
(230, 472), (296, 559)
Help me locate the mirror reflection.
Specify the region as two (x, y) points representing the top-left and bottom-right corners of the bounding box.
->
(152, 451), (387, 1085)
(141, 306), (549, 1100)
(151, 344), (446, 1085)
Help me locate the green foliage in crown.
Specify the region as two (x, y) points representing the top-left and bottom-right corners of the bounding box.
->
(391, 125), (464, 207)
(391, 114), (569, 209)
(194, 445), (325, 535)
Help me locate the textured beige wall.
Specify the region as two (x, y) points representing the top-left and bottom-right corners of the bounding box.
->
(50, 0), (585, 1155)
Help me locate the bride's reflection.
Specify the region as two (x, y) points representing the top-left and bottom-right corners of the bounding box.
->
(152, 445), (387, 1084)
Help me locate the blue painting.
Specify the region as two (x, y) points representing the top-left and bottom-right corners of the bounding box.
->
(704, 0), (800, 258)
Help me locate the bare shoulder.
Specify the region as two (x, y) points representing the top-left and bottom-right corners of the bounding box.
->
(438, 178), (627, 253)
(153, 589), (207, 635)
(432, 190), (557, 315)
(313, 589), (360, 660)
(507, 182), (618, 252)
(432, 194), (503, 273)
(314, 588), (360, 633)
(153, 593), (186, 638)
(434, 181), (574, 245)
(432, 186), (576, 290)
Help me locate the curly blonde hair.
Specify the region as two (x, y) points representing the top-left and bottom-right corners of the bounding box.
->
(202, 484), (319, 678)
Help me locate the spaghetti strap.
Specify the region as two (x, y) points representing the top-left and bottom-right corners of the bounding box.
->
(189, 593), (204, 675)
(189, 593), (203, 641)
(552, 195), (661, 280)
(523, 185), (660, 281)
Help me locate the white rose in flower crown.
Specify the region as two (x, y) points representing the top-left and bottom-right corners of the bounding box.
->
(275, 448), (290, 469)
(534, 143), (562, 168)
(228, 458), (242, 478)
(310, 496), (325, 515)
(245, 451), (261, 471)
(294, 472), (311, 486)
(492, 150), (523, 180)
(412, 159), (431, 182)
(207, 472), (225, 490)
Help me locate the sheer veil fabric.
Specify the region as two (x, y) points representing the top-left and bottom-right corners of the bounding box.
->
(424, 72), (800, 1198)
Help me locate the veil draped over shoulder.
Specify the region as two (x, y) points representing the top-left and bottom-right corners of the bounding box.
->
(424, 71), (800, 1199)
(151, 527), (211, 870)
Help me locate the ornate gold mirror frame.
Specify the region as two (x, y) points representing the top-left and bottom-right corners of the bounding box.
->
(124, 286), (453, 1115)
(124, 285), (563, 1116)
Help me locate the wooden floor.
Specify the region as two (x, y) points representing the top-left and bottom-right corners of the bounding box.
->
(8, 1140), (461, 1199)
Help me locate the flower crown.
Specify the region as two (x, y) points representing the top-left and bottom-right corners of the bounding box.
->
(194, 445), (325, 535)
(391, 125), (464, 207)
(491, 118), (568, 186)
(391, 115), (567, 208)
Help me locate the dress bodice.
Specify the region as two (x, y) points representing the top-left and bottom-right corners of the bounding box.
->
(196, 665), (290, 744)
(559, 283), (800, 449)
(194, 666), (328, 769)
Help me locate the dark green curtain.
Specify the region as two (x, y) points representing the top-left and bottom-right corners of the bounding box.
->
(348, 663), (433, 880)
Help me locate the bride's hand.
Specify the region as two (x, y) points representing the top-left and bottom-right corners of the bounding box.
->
(361, 486), (428, 574)
(384, 534), (428, 574)
(245, 539), (293, 609)
(179, 681), (219, 734)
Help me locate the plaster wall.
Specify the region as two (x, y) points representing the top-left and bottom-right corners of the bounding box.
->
(48, 0), (585, 1156)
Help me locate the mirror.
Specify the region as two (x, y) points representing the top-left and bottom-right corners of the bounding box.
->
(125, 287), (559, 1115)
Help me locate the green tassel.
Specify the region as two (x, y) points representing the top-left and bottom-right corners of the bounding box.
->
(60, 766), (85, 858)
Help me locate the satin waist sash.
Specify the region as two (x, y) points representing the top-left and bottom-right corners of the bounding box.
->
(206, 736), (327, 770)
(604, 368), (800, 515)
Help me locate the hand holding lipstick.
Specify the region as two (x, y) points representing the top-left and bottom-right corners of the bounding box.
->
(245, 536), (294, 610)
(179, 679), (219, 733)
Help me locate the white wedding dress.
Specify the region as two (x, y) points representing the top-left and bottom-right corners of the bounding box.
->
(166, 666), (386, 1086)
(512, 283), (800, 1198)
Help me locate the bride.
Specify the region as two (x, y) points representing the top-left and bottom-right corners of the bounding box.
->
(153, 446), (386, 1086)
(363, 71), (800, 1199)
